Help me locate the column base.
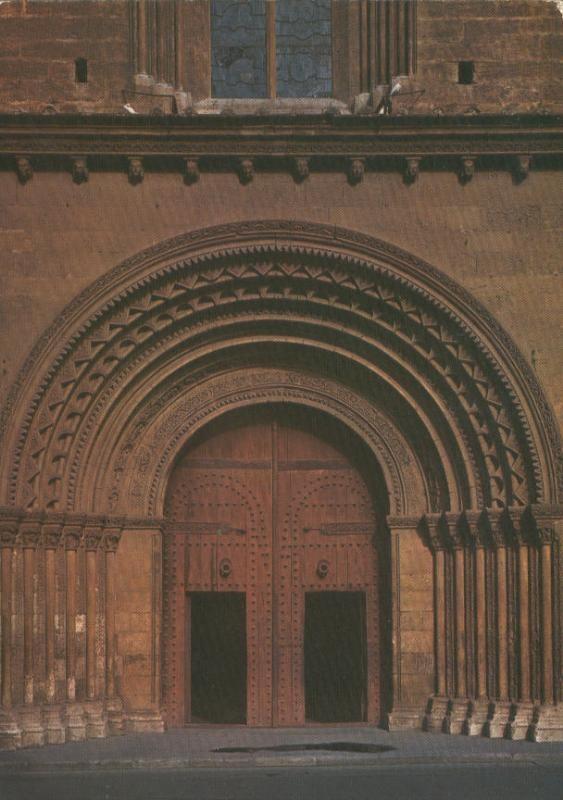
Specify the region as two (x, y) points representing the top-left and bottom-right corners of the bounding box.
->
(529, 704), (563, 742)
(42, 704), (65, 745)
(17, 705), (45, 748)
(507, 702), (535, 741)
(483, 700), (512, 738)
(422, 696), (450, 732)
(444, 699), (469, 735)
(463, 700), (490, 736)
(105, 697), (125, 735)
(0, 708), (22, 750)
(64, 702), (87, 742)
(124, 709), (166, 733)
(83, 700), (107, 739)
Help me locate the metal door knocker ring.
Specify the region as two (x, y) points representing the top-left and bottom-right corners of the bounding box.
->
(219, 558), (232, 578)
(316, 560), (330, 579)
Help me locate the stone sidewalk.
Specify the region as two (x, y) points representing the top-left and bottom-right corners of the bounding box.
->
(0, 726), (562, 771)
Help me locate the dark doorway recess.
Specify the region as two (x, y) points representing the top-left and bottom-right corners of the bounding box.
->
(305, 592), (367, 723)
(190, 592), (247, 724)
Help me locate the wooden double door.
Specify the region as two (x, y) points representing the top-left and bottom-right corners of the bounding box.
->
(165, 408), (381, 726)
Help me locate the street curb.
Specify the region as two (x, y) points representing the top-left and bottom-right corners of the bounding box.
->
(0, 752), (562, 773)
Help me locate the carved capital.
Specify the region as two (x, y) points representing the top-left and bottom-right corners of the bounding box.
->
(459, 156), (475, 184)
(71, 156), (89, 184)
(292, 157), (309, 182)
(15, 155), (32, 184)
(84, 526), (104, 551)
(442, 512), (466, 549)
(347, 158), (365, 185)
(63, 526), (83, 550)
(20, 520), (42, 549)
(0, 520), (19, 548)
(103, 528), (122, 553)
(42, 522), (63, 549)
(423, 513), (446, 551)
(404, 157), (420, 184)
(514, 154), (531, 182)
(463, 510), (487, 547)
(237, 158), (254, 184)
(536, 526), (555, 546)
(184, 158), (199, 185)
(128, 157), (144, 185)
(527, 504), (563, 547)
(486, 509), (507, 549)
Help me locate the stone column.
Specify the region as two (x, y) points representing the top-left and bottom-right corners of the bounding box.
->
(41, 518), (65, 744)
(0, 515), (21, 749)
(62, 523), (86, 741)
(104, 526), (124, 733)
(442, 513), (469, 734)
(506, 507), (535, 739)
(423, 514), (450, 732)
(18, 518), (45, 747)
(485, 511), (511, 737)
(464, 511), (489, 735)
(83, 525), (106, 738)
(528, 505), (563, 741)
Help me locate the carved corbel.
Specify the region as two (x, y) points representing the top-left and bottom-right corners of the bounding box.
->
(347, 158), (365, 185)
(292, 157), (310, 183)
(184, 158), (200, 185)
(237, 158), (254, 185)
(15, 155), (33, 184)
(71, 156), (89, 184)
(128, 157), (144, 185)
(459, 156), (475, 184)
(404, 157), (420, 184)
(513, 154), (531, 183)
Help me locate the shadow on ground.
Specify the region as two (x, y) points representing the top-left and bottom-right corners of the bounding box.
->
(214, 741), (395, 754)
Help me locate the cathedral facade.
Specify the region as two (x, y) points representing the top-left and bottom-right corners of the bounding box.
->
(0, 0), (561, 748)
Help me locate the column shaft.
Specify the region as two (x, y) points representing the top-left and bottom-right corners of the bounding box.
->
(435, 549), (447, 696)
(454, 547), (466, 697)
(23, 546), (35, 704)
(540, 542), (554, 703)
(475, 546), (487, 697)
(1, 547), (13, 708)
(518, 545), (531, 702)
(496, 546), (509, 700)
(86, 549), (97, 700)
(65, 548), (77, 701)
(137, 0), (148, 75)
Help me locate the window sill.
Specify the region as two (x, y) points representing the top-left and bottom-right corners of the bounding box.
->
(192, 98), (350, 116)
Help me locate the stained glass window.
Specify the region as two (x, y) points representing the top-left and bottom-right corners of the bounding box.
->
(211, 1), (267, 99)
(211, 0), (332, 99)
(275, 0), (332, 98)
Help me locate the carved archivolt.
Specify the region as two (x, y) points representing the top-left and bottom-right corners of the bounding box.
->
(0, 220), (559, 518)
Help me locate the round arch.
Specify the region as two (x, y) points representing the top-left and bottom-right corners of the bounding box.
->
(0, 219), (558, 517)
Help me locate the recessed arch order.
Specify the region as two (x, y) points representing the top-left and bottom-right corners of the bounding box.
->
(0, 219), (560, 522)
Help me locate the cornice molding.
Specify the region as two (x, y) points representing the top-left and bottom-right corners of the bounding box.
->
(0, 114), (561, 169)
